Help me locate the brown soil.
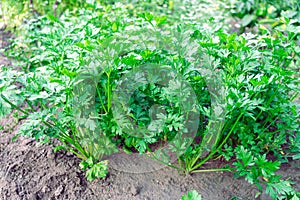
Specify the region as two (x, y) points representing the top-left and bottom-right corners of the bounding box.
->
(0, 43), (299, 200)
(1, 110), (300, 200)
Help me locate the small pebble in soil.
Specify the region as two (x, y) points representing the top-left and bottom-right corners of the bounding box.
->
(41, 185), (50, 193)
(54, 185), (64, 197)
(129, 185), (141, 196)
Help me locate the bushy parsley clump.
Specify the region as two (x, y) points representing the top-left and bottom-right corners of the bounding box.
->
(0, 1), (299, 199)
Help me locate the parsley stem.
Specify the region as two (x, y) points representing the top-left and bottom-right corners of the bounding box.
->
(190, 111), (244, 172)
(0, 94), (29, 116)
(191, 167), (231, 173)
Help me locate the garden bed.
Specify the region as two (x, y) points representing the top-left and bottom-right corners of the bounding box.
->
(0, 106), (300, 200)
(0, 1), (299, 199)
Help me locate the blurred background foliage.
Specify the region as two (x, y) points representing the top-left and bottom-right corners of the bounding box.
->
(0, 0), (230, 31)
(0, 0), (299, 34)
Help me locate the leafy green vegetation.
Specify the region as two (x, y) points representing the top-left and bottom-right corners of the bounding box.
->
(229, 0), (300, 32)
(0, 0), (299, 199)
(182, 190), (202, 200)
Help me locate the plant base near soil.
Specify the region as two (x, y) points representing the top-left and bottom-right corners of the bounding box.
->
(0, 111), (299, 200)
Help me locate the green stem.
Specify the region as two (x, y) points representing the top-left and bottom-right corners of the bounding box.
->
(178, 158), (183, 170)
(39, 99), (47, 110)
(189, 118), (225, 171)
(61, 126), (89, 159)
(57, 132), (88, 160)
(96, 86), (107, 113)
(0, 94), (29, 115)
(106, 72), (111, 112)
(42, 117), (89, 159)
(191, 167), (231, 173)
(144, 150), (183, 171)
(58, 140), (87, 160)
(190, 112), (244, 172)
(65, 89), (70, 114)
(290, 91), (299, 101)
(25, 99), (35, 111)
